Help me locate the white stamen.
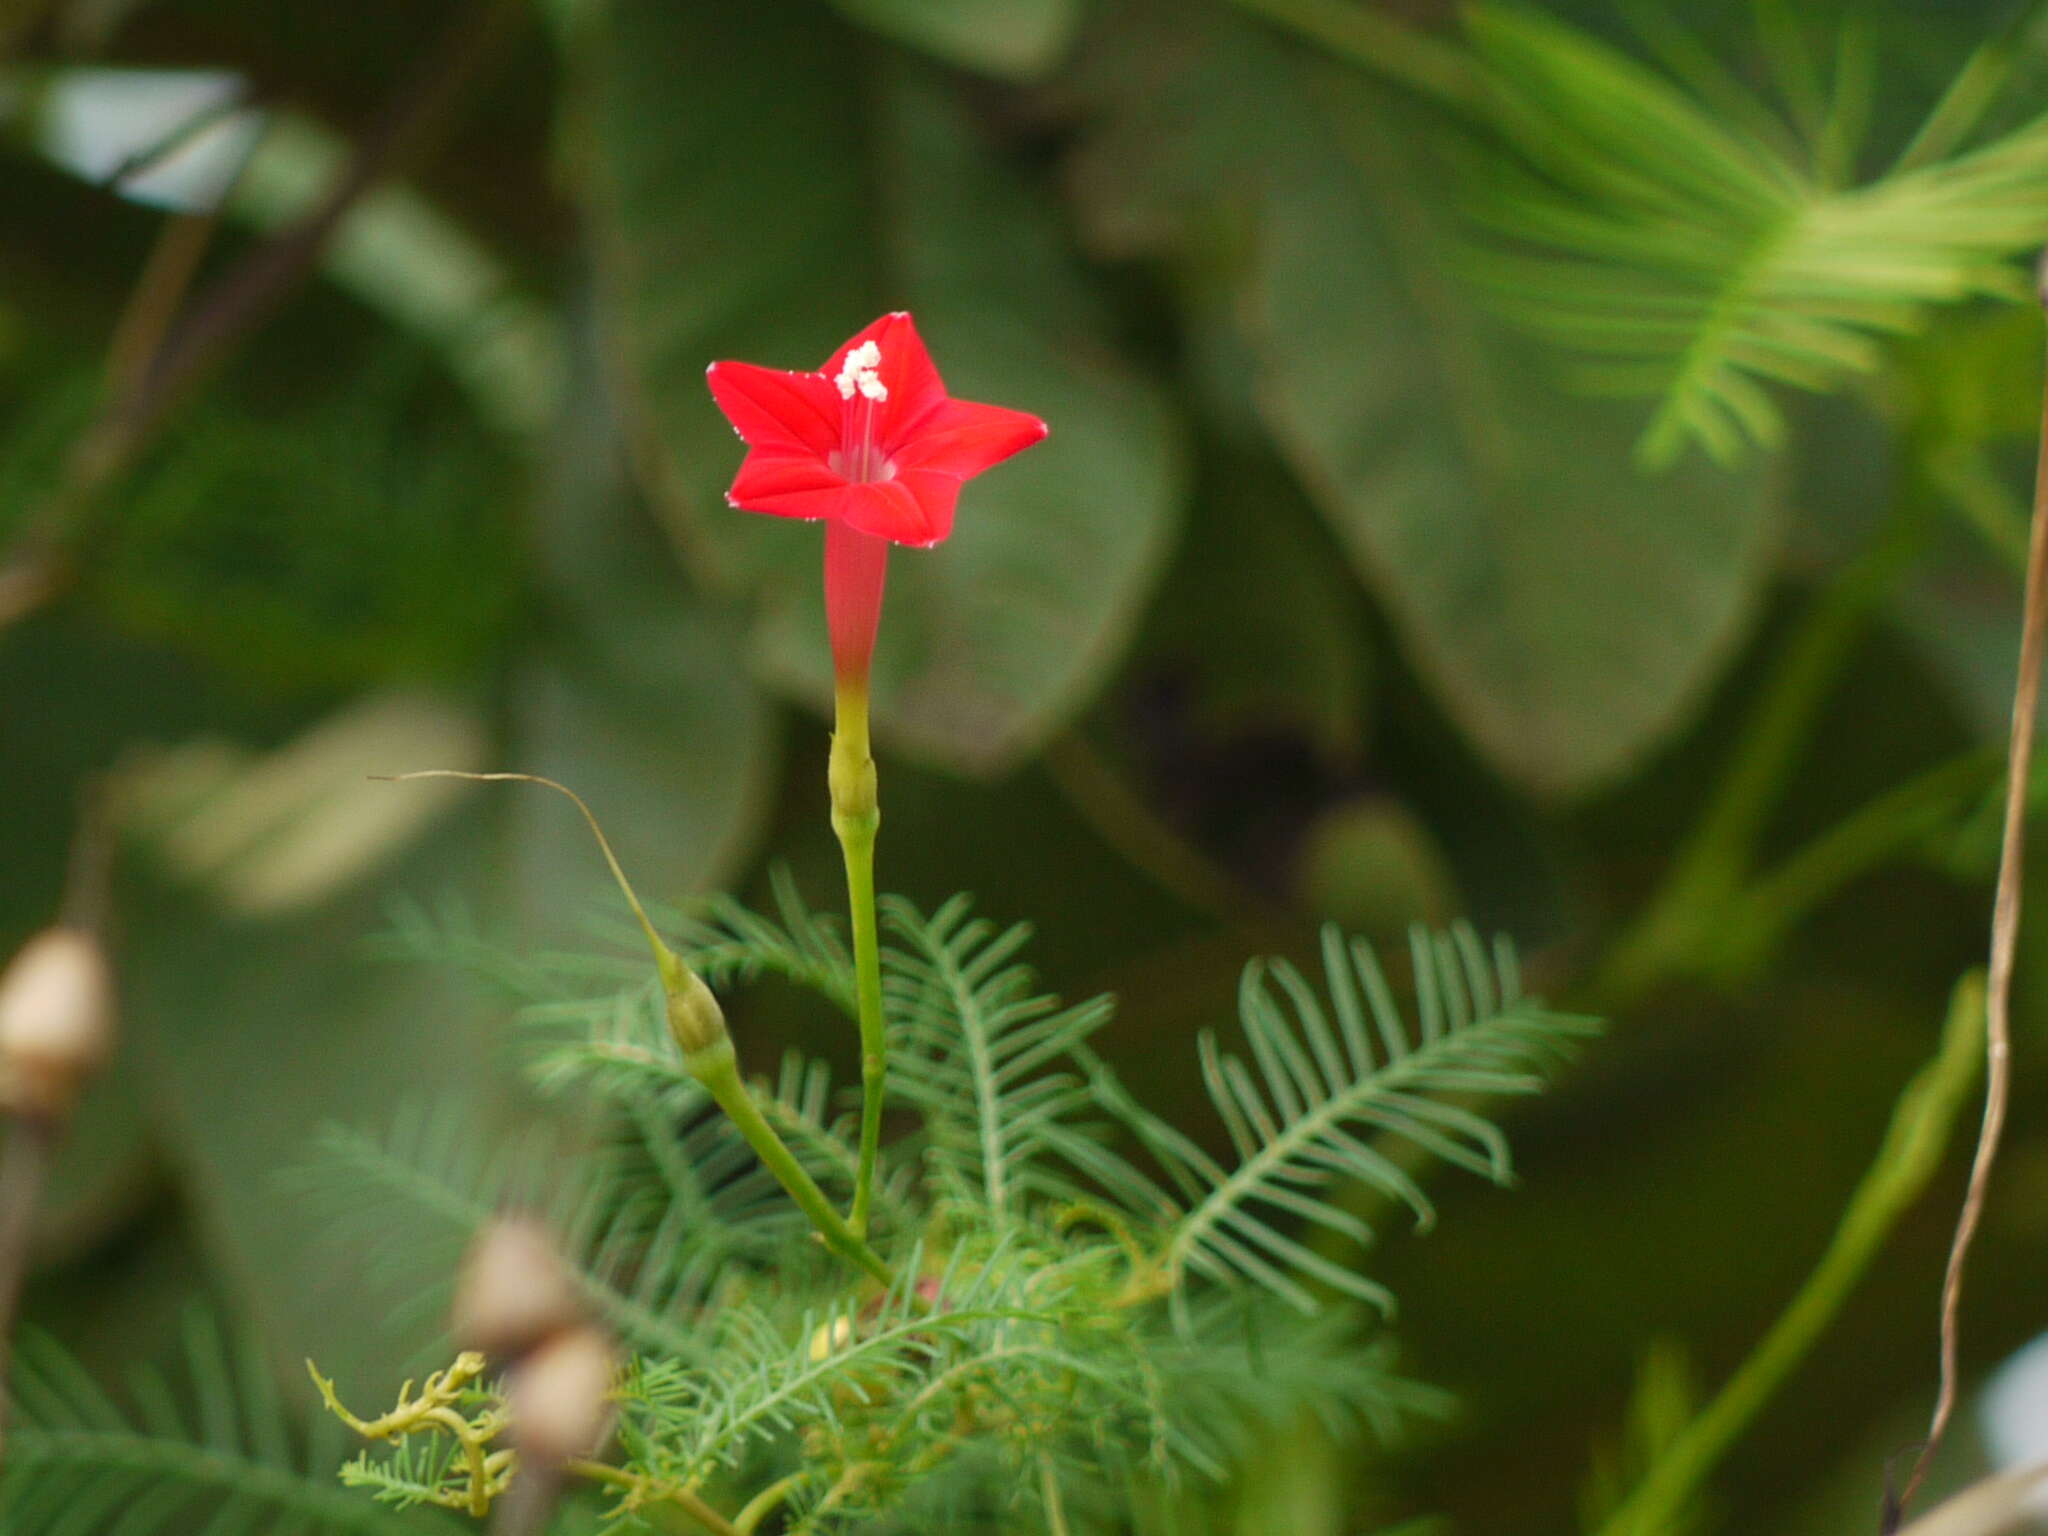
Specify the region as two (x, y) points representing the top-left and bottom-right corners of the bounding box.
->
(834, 340), (888, 402)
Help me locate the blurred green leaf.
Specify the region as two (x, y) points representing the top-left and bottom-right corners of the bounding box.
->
(1070, 6), (1779, 797)
(823, 0), (1081, 79)
(8, 80), (563, 441)
(94, 349), (522, 693)
(31, 1050), (156, 1266)
(114, 807), (515, 1398)
(510, 298), (782, 938)
(1578, 1339), (1701, 1536)
(584, 0), (1185, 776)
(1136, 450), (1370, 765)
(509, 603), (778, 935)
(112, 690), (489, 917)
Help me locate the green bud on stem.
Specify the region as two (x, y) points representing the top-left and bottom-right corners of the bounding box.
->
(660, 955), (728, 1056)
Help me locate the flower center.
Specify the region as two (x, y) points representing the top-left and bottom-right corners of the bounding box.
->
(833, 341), (890, 483)
(834, 341), (888, 403)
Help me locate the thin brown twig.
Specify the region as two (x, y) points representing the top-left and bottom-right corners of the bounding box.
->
(104, 212), (222, 401)
(0, 205), (227, 608)
(112, 0), (518, 453)
(1900, 260), (2048, 1513)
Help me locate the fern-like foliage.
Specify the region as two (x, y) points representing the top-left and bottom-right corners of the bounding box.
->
(338, 1433), (478, 1515)
(883, 895), (1130, 1219)
(1154, 925), (1594, 1316)
(624, 1241), (1030, 1484)
(1464, 5), (2048, 464)
(59, 883), (1588, 1534)
(3, 1312), (441, 1534)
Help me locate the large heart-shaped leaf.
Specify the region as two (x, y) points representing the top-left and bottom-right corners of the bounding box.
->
(1068, 6), (1781, 798)
(584, 0), (1185, 776)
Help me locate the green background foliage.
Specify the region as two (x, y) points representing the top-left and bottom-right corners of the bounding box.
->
(4, 0), (2048, 1530)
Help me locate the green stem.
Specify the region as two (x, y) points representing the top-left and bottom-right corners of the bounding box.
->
(687, 1041), (892, 1289)
(1039, 1454), (1072, 1536)
(1594, 489), (1935, 1008)
(1591, 973), (1986, 1536)
(830, 681), (887, 1240)
(566, 1462), (739, 1536)
(1715, 747), (2004, 978)
(734, 1473), (808, 1535)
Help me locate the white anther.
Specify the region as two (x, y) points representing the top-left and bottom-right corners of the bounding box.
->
(834, 341), (888, 402)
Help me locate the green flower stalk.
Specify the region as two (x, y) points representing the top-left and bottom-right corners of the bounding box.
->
(706, 313), (1048, 1236)
(824, 525), (888, 1239)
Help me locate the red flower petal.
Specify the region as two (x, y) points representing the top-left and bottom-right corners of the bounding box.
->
(706, 361), (842, 458)
(892, 470), (962, 546)
(710, 311), (1045, 560)
(727, 448), (848, 518)
(837, 479), (949, 546)
(822, 312), (948, 448)
(888, 398), (1048, 478)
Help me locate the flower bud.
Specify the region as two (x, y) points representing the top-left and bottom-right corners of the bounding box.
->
(663, 964), (729, 1057)
(807, 1313), (854, 1362)
(0, 927), (116, 1121)
(506, 1323), (615, 1464)
(451, 1217), (581, 1361)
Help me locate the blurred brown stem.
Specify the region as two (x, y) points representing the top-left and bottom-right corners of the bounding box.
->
(104, 212), (221, 401)
(0, 1116), (55, 1465)
(490, 1461), (563, 1536)
(0, 0), (520, 629)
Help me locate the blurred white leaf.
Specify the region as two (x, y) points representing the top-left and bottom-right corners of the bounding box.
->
(113, 690), (488, 916)
(1894, 1462), (2048, 1536)
(35, 67), (260, 212)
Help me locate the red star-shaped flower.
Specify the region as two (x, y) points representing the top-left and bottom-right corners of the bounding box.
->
(706, 312), (1047, 688)
(705, 311), (1047, 549)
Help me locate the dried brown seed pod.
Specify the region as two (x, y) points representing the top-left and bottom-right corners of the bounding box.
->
(450, 1217), (581, 1361)
(506, 1323), (615, 1464)
(0, 927), (116, 1122)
